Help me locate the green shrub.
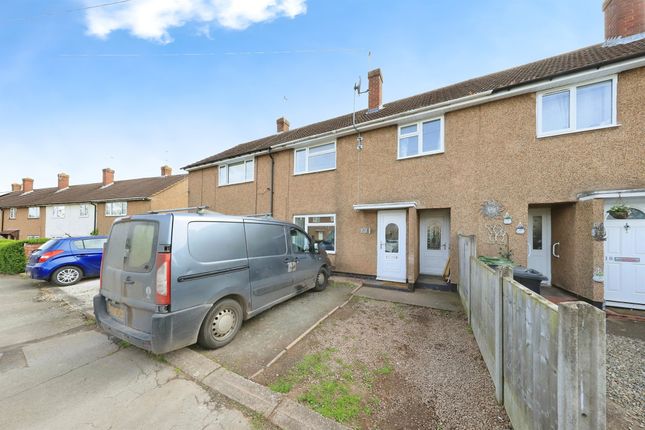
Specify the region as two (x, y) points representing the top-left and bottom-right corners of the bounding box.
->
(0, 239), (48, 274)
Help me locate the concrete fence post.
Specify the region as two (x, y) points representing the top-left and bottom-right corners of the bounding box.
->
(493, 266), (511, 405)
(557, 302), (606, 430)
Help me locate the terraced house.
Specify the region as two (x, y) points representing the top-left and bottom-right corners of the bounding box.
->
(0, 166), (187, 239)
(185, 0), (645, 309)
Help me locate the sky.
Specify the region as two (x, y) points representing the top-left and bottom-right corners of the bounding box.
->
(0, 0), (606, 190)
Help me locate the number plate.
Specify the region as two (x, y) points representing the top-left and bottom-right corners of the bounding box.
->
(107, 301), (125, 322)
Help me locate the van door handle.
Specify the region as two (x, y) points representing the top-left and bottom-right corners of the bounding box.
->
(124, 276), (135, 285)
(283, 258), (291, 264)
(294, 257), (300, 263)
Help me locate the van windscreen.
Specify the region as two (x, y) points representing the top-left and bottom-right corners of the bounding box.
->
(105, 221), (158, 272)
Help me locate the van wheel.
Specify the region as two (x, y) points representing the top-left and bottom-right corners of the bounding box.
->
(198, 299), (243, 349)
(313, 267), (329, 292)
(51, 266), (83, 286)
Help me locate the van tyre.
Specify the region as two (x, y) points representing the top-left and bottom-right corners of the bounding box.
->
(198, 299), (243, 349)
(51, 266), (83, 286)
(313, 267), (329, 292)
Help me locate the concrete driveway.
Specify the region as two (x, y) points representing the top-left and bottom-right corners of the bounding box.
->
(43, 277), (356, 379)
(197, 283), (355, 377)
(0, 275), (262, 430)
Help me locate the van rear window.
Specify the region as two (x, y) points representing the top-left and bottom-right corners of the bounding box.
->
(188, 221), (246, 262)
(104, 221), (157, 272)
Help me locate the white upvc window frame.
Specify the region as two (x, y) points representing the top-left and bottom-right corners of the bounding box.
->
(293, 213), (336, 254)
(51, 206), (66, 219)
(9, 207), (17, 219)
(105, 201), (127, 217)
(536, 75), (618, 138)
(218, 158), (255, 186)
(293, 141), (337, 175)
(28, 207), (40, 219)
(397, 116), (445, 160)
(79, 204), (90, 218)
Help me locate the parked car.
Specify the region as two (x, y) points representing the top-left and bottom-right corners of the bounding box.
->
(94, 213), (332, 354)
(26, 236), (108, 286)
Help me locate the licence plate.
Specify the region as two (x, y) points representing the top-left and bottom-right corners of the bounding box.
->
(107, 301), (125, 322)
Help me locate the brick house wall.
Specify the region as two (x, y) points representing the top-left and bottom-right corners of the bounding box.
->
(1, 207), (46, 239)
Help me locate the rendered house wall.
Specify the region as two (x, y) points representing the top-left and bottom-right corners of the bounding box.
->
(188, 67), (645, 300)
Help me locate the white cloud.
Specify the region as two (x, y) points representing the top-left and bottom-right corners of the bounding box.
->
(84, 0), (307, 44)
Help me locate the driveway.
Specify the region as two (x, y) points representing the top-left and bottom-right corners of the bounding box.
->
(0, 275), (270, 430)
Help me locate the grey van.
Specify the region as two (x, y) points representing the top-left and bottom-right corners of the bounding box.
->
(93, 213), (332, 354)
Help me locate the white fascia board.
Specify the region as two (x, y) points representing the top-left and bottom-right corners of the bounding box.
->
(578, 189), (645, 201)
(353, 201), (418, 211)
(184, 151), (266, 172)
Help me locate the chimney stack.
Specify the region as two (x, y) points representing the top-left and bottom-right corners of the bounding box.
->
(161, 165), (172, 177)
(603, 0), (645, 39)
(11, 183), (21, 192)
(102, 168), (114, 187)
(368, 68), (383, 111)
(22, 178), (34, 193)
(57, 173), (69, 190)
(276, 117), (290, 133)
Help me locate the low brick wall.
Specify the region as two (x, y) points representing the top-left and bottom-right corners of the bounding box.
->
(23, 243), (41, 258)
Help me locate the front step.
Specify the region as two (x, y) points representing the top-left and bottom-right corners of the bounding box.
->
(362, 279), (414, 292)
(415, 275), (456, 292)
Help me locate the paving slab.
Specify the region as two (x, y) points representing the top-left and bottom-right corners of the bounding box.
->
(355, 285), (462, 311)
(196, 283), (354, 377)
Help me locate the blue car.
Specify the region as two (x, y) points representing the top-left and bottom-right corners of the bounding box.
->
(26, 236), (108, 286)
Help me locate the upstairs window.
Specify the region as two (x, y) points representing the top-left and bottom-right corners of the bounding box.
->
(219, 159), (254, 186)
(105, 201), (127, 217)
(51, 206), (65, 219)
(79, 204), (89, 218)
(294, 142), (336, 174)
(28, 207), (40, 219)
(9, 208), (17, 219)
(398, 117), (444, 159)
(537, 77), (616, 137)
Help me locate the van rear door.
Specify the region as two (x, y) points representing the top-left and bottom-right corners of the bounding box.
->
(101, 217), (167, 334)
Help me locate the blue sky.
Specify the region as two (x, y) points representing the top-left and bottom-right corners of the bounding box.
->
(0, 0), (605, 189)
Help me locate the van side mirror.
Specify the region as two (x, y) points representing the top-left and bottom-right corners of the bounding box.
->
(312, 242), (319, 253)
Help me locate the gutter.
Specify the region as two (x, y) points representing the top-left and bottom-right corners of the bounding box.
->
(184, 55), (645, 172)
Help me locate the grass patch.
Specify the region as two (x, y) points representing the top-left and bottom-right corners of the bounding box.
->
(268, 348), (394, 425)
(117, 339), (131, 349)
(299, 380), (364, 423)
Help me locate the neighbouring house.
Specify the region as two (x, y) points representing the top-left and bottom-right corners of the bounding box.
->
(185, 0), (645, 309)
(0, 166), (187, 239)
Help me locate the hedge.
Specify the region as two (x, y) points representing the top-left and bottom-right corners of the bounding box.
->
(0, 238), (49, 274)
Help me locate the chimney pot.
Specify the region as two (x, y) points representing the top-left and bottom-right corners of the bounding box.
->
(161, 165), (172, 177)
(22, 178), (34, 193)
(102, 168), (115, 187)
(57, 172), (69, 190)
(11, 183), (21, 192)
(603, 0), (645, 39)
(276, 117), (290, 133)
(368, 68), (383, 111)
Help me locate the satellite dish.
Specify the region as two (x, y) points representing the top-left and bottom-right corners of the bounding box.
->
(354, 76), (362, 94)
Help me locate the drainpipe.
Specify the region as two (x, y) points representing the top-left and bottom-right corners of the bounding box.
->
(0, 209), (4, 236)
(268, 149), (275, 217)
(90, 202), (98, 234)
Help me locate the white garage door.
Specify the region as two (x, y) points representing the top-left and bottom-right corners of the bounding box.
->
(605, 200), (645, 309)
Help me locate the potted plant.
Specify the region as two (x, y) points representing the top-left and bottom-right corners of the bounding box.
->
(608, 203), (630, 219)
(592, 268), (604, 283)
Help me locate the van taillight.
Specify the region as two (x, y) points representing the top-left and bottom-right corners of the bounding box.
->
(155, 253), (171, 305)
(38, 249), (63, 263)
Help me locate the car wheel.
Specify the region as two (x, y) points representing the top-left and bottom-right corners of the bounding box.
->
(198, 299), (244, 349)
(51, 266), (83, 286)
(313, 267), (329, 292)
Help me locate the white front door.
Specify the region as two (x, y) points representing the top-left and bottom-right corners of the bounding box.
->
(377, 210), (407, 282)
(528, 208), (552, 282)
(419, 211), (450, 276)
(605, 218), (645, 308)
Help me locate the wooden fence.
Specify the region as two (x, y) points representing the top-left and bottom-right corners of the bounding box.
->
(457, 234), (606, 430)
